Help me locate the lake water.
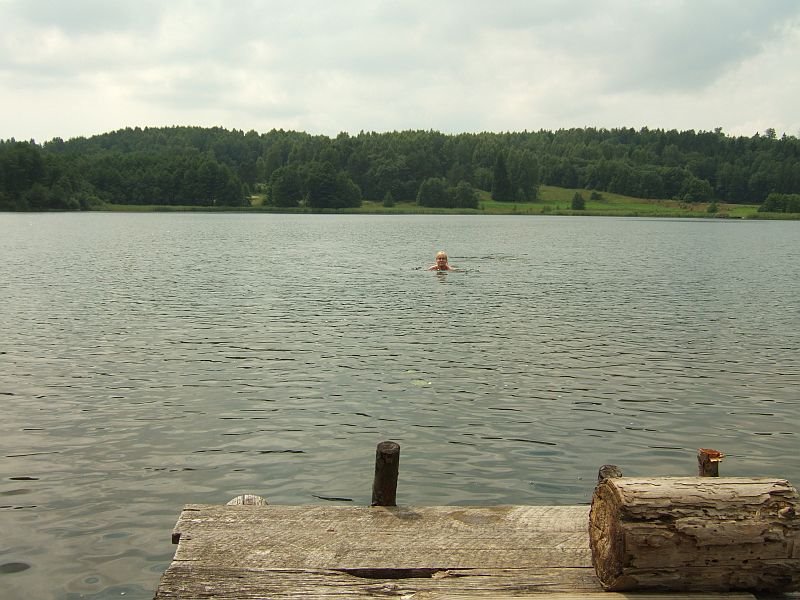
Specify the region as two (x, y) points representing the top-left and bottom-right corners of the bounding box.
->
(1, 213), (799, 599)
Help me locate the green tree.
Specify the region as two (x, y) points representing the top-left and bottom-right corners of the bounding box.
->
(23, 182), (51, 210)
(0, 142), (46, 198)
(268, 165), (303, 207)
(452, 180), (479, 209)
(571, 191), (586, 210)
(681, 177), (714, 202)
(303, 162), (361, 209)
(333, 171), (362, 208)
(491, 152), (514, 201)
(506, 149), (539, 201)
(417, 177), (450, 207)
(259, 141), (288, 181)
(365, 156), (407, 201)
(304, 161), (339, 210)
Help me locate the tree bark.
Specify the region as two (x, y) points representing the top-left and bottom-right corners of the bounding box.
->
(589, 477), (800, 593)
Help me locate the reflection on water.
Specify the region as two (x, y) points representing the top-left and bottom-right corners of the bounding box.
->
(1, 213), (799, 599)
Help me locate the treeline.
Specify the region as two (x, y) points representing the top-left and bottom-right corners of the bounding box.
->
(1, 125), (799, 211)
(0, 139), (247, 210)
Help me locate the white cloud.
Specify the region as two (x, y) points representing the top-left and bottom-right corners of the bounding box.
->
(1, 0), (799, 142)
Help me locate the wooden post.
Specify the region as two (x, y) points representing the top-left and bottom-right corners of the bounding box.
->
(371, 441), (400, 507)
(698, 448), (724, 477)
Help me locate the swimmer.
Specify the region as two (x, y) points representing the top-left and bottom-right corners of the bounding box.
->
(428, 251), (456, 271)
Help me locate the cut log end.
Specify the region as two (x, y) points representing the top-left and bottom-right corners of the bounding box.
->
(589, 478), (625, 586)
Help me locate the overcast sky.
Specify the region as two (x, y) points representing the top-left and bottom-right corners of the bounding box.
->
(2, 0), (799, 143)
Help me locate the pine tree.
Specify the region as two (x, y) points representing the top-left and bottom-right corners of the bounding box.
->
(491, 153), (513, 201)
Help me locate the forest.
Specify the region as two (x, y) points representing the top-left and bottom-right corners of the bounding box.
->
(1, 125), (799, 213)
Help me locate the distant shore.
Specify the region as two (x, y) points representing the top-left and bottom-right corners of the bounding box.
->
(89, 185), (793, 219)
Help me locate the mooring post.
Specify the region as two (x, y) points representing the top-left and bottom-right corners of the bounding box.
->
(697, 448), (724, 477)
(371, 441), (400, 506)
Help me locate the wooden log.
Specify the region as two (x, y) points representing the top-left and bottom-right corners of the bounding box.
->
(589, 476), (800, 593)
(371, 441), (400, 507)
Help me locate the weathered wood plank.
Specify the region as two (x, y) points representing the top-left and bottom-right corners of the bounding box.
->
(171, 505), (591, 570)
(154, 565), (757, 599)
(155, 565), (600, 598)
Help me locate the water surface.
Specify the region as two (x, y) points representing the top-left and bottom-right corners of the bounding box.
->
(1, 213), (798, 599)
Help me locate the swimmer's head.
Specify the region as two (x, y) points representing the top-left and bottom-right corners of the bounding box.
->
(435, 251), (449, 265)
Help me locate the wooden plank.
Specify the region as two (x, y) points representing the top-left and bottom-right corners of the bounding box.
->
(170, 505), (591, 570)
(154, 565), (757, 599)
(155, 565), (601, 598)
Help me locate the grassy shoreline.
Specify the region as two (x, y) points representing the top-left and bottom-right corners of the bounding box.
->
(90, 185), (794, 219)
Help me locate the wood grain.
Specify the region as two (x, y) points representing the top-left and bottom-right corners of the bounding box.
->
(589, 477), (800, 592)
(157, 504), (600, 598)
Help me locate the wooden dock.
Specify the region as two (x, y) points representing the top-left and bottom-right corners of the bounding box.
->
(153, 503), (759, 599)
(154, 445), (800, 598)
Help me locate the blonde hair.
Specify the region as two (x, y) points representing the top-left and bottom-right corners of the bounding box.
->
(435, 251), (448, 260)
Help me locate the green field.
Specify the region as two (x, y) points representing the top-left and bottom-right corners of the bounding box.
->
(341, 186), (765, 218)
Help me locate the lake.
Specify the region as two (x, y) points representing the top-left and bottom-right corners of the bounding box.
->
(1, 213), (799, 599)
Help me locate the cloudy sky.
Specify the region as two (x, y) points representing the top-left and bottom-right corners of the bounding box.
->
(2, 0), (799, 143)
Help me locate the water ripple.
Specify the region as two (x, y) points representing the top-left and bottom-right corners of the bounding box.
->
(1, 214), (799, 599)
